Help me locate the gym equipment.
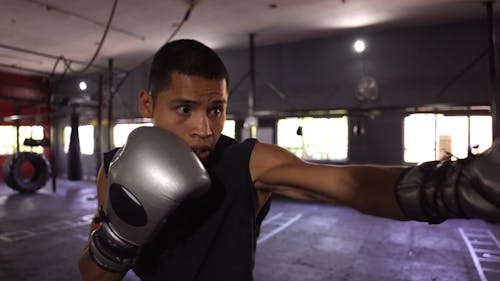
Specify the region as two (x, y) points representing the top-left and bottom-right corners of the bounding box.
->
(68, 110), (82, 181)
(2, 152), (51, 193)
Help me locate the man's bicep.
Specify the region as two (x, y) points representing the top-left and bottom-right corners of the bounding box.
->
(250, 142), (304, 188)
(250, 143), (348, 203)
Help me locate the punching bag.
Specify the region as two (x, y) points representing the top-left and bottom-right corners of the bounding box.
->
(68, 109), (82, 181)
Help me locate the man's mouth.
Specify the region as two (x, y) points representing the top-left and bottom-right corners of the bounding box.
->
(192, 147), (211, 161)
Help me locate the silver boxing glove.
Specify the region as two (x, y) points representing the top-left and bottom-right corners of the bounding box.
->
(89, 126), (211, 272)
(395, 140), (500, 224)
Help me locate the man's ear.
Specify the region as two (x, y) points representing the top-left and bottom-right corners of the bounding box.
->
(139, 90), (153, 118)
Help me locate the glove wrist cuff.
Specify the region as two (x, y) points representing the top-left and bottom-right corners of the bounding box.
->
(88, 224), (137, 272)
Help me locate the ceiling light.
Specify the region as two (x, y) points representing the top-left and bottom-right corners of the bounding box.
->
(79, 81), (87, 91)
(354, 40), (365, 53)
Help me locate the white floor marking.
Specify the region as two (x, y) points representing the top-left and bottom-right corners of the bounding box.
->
(258, 212), (302, 245)
(261, 212), (284, 226)
(459, 228), (500, 281)
(0, 213), (93, 242)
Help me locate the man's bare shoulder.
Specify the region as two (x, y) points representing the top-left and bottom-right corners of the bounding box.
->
(249, 142), (305, 187)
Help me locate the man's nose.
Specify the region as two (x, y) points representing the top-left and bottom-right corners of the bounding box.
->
(192, 113), (213, 138)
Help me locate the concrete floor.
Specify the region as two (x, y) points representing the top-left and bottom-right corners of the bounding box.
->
(0, 179), (499, 281)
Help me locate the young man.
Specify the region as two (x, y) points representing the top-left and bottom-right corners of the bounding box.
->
(79, 39), (500, 281)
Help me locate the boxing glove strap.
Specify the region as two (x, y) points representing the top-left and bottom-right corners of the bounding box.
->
(89, 224), (137, 272)
(394, 159), (463, 224)
(394, 154), (500, 224)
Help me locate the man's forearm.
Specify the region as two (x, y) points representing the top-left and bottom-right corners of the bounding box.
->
(345, 165), (409, 220)
(78, 245), (127, 281)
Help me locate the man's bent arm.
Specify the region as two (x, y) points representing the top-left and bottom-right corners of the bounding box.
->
(78, 245), (126, 281)
(78, 166), (128, 281)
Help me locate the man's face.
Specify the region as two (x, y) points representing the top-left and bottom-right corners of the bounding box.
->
(139, 72), (228, 162)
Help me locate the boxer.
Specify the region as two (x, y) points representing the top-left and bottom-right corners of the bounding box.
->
(79, 39), (500, 281)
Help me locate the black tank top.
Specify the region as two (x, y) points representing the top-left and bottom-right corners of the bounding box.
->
(103, 135), (271, 281)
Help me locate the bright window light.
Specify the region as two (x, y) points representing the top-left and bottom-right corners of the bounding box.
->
(404, 113), (492, 163)
(277, 116), (348, 161)
(113, 122), (153, 148)
(0, 125), (16, 155)
(404, 114), (436, 162)
(222, 120), (236, 139)
(436, 115), (468, 159)
(64, 125), (94, 155)
(0, 125), (45, 155)
(19, 125), (45, 154)
(470, 116), (492, 153)
(277, 117), (303, 157)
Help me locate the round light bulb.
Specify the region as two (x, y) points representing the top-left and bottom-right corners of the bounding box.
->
(354, 40), (366, 53)
(79, 81), (87, 91)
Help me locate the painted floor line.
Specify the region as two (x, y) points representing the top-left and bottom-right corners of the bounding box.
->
(459, 227), (500, 281)
(258, 213), (302, 245)
(261, 212), (283, 226)
(0, 213), (93, 242)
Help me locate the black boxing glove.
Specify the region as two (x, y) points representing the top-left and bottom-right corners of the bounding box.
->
(395, 140), (500, 224)
(89, 126), (211, 272)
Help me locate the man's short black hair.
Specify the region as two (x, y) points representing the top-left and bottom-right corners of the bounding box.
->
(148, 39), (229, 102)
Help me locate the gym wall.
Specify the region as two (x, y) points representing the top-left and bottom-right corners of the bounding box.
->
(50, 19), (494, 180)
(0, 71), (51, 181)
(50, 73), (106, 180)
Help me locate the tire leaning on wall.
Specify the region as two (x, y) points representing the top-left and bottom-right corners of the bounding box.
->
(2, 152), (51, 193)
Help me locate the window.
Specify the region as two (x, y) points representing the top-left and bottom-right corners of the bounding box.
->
(277, 116), (348, 161)
(0, 126), (16, 155)
(113, 122), (153, 148)
(403, 113), (492, 163)
(64, 125), (95, 155)
(0, 125), (44, 155)
(222, 120), (236, 139)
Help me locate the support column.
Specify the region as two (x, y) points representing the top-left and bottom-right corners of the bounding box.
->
(95, 75), (103, 174)
(107, 58), (114, 150)
(485, 1), (500, 139)
(243, 33), (258, 139)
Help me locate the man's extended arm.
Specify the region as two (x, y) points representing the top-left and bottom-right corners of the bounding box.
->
(250, 142), (408, 219)
(250, 140), (500, 223)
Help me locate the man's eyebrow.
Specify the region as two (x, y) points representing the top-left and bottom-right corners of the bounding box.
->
(210, 99), (227, 105)
(169, 98), (198, 105)
(168, 98), (227, 106)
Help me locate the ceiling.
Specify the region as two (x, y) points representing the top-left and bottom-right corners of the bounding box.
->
(0, 0), (498, 76)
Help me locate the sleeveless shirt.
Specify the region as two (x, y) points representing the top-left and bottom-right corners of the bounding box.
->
(103, 135), (271, 281)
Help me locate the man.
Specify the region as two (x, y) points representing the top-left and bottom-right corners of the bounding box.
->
(79, 39), (500, 281)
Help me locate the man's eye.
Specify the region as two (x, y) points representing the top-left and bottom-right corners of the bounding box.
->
(177, 106), (191, 114)
(210, 107), (222, 115)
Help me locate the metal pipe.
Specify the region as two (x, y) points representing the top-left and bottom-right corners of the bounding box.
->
(248, 33), (256, 116)
(485, 1), (500, 139)
(107, 58), (114, 150)
(0, 43), (111, 71)
(0, 95), (50, 104)
(15, 104), (20, 154)
(0, 62), (51, 75)
(96, 75), (103, 175)
(49, 99), (57, 192)
(23, 0), (146, 41)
